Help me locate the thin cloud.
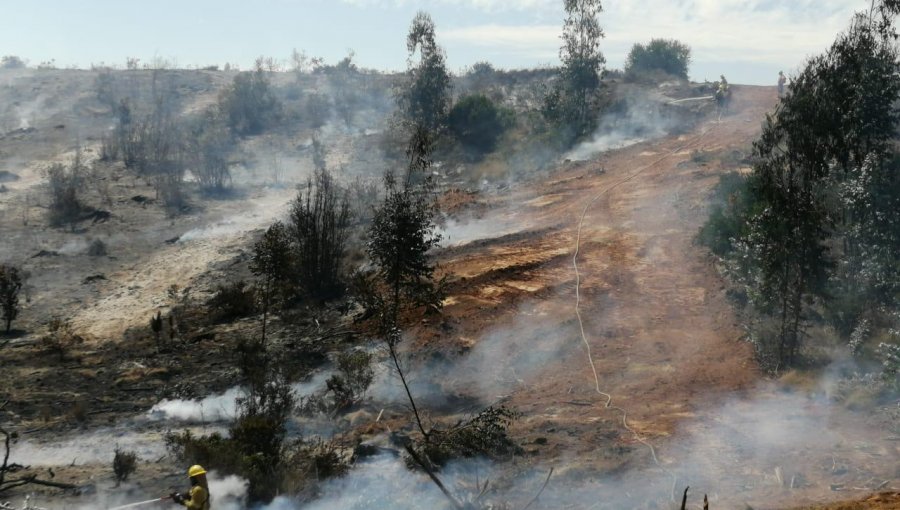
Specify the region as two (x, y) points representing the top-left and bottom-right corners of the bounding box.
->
(442, 0), (861, 74)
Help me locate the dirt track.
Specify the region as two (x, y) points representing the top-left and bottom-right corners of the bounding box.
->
(419, 86), (899, 508)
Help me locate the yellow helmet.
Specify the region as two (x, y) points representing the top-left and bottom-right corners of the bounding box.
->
(188, 465), (207, 477)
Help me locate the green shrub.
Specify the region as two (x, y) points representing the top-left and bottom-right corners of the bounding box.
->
(697, 171), (752, 257)
(447, 94), (510, 155)
(219, 68), (281, 136)
(326, 351), (374, 410)
(625, 39), (691, 80)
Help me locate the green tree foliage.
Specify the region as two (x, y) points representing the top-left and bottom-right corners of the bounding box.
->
(625, 38), (691, 80)
(166, 371), (302, 504)
(701, 2), (900, 367)
(362, 125), (444, 438)
(0, 265), (22, 334)
(219, 66), (281, 136)
(250, 222), (292, 344)
(367, 129), (444, 324)
(544, 0), (605, 138)
(399, 12), (452, 133)
(447, 94), (509, 155)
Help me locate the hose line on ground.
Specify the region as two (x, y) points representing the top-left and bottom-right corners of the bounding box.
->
(572, 125), (712, 503)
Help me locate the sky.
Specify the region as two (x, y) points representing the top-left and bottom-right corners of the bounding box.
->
(0, 0), (868, 85)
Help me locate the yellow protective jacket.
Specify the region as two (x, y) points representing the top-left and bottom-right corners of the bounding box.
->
(180, 485), (210, 510)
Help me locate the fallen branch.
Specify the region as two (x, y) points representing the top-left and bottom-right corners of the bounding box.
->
(521, 468), (554, 510)
(403, 444), (463, 510)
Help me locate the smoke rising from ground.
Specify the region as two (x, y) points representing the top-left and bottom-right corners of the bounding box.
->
(566, 90), (681, 162)
(150, 369), (333, 422)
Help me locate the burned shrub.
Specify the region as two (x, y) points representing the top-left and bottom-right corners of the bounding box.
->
(40, 318), (83, 361)
(113, 446), (138, 485)
(0, 55), (26, 69)
(45, 160), (87, 229)
(282, 438), (349, 494)
(300, 350), (375, 415)
(208, 280), (258, 323)
(187, 112), (233, 191)
(287, 163), (352, 300)
(409, 406), (520, 469)
(0, 264), (23, 334)
(87, 239), (107, 257)
(303, 92), (331, 129)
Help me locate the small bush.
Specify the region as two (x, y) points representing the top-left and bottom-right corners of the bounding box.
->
(325, 350), (374, 410)
(304, 92), (330, 129)
(0, 264), (23, 334)
(208, 280), (258, 322)
(447, 94), (510, 155)
(188, 111), (233, 191)
(1, 55), (26, 69)
(696, 171), (751, 257)
(41, 318), (83, 361)
(625, 39), (691, 81)
(113, 446), (138, 485)
(87, 239), (107, 257)
(409, 406), (520, 469)
(287, 165), (351, 299)
(45, 160), (87, 229)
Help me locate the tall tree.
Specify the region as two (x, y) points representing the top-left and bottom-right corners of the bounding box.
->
(399, 11), (451, 133)
(705, 0), (900, 366)
(365, 126), (444, 437)
(250, 222), (292, 344)
(547, 0), (605, 137)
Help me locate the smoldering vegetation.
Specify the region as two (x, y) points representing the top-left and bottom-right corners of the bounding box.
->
(4, 2), (900, 510)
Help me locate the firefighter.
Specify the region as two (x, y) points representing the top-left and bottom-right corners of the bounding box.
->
(718, 74), (729, 94)
(170, 465), (210, 510)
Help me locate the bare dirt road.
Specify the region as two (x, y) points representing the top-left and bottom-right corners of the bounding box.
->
(417, 86), (899, 508)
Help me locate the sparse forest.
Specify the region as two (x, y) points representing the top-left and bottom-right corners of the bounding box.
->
(1, 1), (899, 510)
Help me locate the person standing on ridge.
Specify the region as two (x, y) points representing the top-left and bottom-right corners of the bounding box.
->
(778, 71), (787, 97)
(170, 465), (211, 510)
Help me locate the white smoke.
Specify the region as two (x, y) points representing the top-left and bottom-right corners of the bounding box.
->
(150, 386), (244, 422)
(566, 90), (680, 162)
(149, 371), (334, 423)
(208, 473), (250, 510)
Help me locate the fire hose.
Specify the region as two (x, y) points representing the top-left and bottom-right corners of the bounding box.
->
(572, 124), (713, 503)
(667, 96), (714, 104)
(107, 496), (171, 510)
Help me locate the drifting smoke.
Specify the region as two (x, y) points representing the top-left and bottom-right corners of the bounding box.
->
(150, 386), (245, 422)
(177, 188), (295, 243)
(9, 427), (170, 466)
(56, 237), (90, 256)
(150, 370), (334, 422)
(566, 90), (680, 162)
(438, 213), (535, 247)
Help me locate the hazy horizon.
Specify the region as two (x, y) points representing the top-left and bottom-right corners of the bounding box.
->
(0, 1), (869, 84)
